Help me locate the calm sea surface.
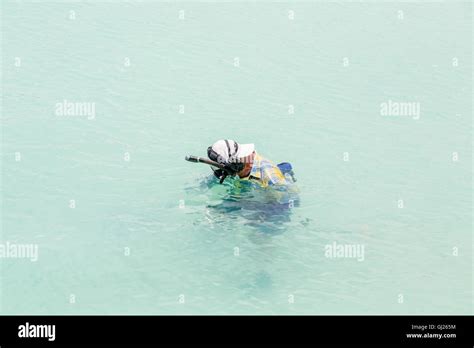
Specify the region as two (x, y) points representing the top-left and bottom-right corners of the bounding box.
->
(1, 1), (472, 314)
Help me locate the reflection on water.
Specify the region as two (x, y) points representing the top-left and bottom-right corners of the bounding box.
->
(185, 175), (300, 234)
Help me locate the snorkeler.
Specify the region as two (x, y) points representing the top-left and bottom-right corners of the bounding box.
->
(186, 139), (295, 186)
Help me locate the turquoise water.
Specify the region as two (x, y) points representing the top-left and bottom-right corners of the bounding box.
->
(1, 1), (472, 314)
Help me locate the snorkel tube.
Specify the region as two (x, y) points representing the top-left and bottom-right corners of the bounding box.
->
(185, 155), (225, 169)
(185, 155), (235, 184)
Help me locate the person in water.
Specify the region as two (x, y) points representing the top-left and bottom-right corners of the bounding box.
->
(207, 139), (292, 187)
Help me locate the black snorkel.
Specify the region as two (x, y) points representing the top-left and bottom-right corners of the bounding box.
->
(186, 140), (246, 184)
(185, 155), (239, 184)
(185, 155), (225, 168)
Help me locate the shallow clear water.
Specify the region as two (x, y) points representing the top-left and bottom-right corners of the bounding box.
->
(1, 1), (472, 314)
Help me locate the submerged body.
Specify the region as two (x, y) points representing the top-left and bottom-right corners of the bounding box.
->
(204, 174), (300, 232)
(209, 147), (299, 216)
